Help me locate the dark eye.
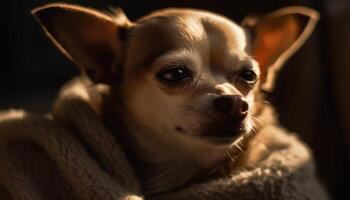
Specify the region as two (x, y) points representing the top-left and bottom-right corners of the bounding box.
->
(237, 69), (257, 83)
(156, 66), (192, 84)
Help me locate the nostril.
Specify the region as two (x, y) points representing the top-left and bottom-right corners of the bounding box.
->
(214, 96), (233, 113)
(240, 101), (249, 113)
(214, 95), (249, 118)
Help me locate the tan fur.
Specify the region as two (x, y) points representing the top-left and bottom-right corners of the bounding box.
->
(32, 4), (319, 195)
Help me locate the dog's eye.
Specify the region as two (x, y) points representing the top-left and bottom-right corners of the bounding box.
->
(237, 69), (257, 83)
(156, 66), (192, 84)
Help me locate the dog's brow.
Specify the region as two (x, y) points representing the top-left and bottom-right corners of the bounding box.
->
(153, 49), (199, 71)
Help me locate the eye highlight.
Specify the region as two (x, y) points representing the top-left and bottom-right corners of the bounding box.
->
(156, 65), (192, 85)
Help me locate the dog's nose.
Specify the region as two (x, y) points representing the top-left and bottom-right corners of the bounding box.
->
(213, 95), (249, 119)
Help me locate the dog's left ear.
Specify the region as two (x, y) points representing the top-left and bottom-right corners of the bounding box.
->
(32, 3), (133, 84)
(243, 6), (319, 91)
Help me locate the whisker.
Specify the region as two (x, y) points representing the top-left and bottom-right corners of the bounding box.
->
(226, 150), (236, 164)
(184, 121), (202, 131)
(263, 100), (270, 104)
(251, 115), (266, 127)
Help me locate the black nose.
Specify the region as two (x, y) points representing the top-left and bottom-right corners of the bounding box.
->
(213, 95), (249, 119)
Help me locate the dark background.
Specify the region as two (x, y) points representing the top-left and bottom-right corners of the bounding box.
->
(0, 0), (349, 199)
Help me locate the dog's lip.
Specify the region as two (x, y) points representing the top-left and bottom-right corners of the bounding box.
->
(203, 135), (239, 145)
(202, 123), (246, 140)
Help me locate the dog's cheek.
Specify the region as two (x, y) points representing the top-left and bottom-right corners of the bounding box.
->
(125, 82), (188, 133)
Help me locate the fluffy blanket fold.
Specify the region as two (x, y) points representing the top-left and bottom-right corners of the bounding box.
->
(0, 80), (328, 200)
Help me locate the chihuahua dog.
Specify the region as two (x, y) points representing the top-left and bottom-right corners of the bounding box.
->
(32, 3), (318, 196)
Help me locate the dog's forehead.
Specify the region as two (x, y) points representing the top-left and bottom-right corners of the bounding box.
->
(125, 8), (247, 73)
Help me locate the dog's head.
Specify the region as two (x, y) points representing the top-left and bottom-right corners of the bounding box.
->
(33, 3), (318, 192)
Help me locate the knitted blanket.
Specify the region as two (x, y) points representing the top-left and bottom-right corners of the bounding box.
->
(0, 80), (328, 200)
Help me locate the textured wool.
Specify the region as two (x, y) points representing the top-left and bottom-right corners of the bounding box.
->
(0, 80), (328, 200)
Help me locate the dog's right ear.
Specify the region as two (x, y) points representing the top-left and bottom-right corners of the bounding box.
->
(32, 3), (132, 84)
(242, 7), (319, 92)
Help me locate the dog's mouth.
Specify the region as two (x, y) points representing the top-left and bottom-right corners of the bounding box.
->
(200, 122), (247, 144)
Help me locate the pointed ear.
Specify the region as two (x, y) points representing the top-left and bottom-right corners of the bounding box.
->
(32, 3), (133, 84)
(242, 6), (319, 92)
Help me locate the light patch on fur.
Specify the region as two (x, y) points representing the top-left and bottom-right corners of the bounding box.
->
(215, 83), (242, 95)
(108, 7), (133, 26)
(176, 16), (205, 44)
(0, 109), (27, 121)
(59, 78), (90, 101)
